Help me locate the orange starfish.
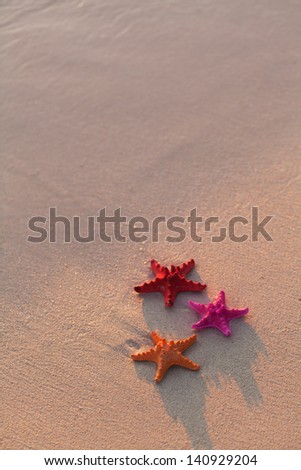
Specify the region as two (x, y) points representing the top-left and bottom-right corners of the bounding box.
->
(131, 332), (200, 382)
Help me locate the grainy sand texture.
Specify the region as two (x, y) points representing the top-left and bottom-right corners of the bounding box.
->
(1, 0), (301, 449)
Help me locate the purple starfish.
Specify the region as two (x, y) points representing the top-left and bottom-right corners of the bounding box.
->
(188, 291), (249, 336)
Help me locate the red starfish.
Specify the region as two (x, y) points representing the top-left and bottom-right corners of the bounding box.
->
(134, 259), (206, 307)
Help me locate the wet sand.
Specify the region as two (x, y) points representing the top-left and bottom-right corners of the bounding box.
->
(1, 0), (301, 449)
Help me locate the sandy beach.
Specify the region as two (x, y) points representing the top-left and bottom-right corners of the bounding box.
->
(1, 0), (301, 449)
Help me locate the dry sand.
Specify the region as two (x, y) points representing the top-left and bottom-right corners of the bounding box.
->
(1, 0), (301, 449)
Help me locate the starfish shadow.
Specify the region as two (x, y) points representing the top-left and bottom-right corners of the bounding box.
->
(203, 323), (267, 407)
(133, 358), (211, 449)
(132, 297), (267, 450)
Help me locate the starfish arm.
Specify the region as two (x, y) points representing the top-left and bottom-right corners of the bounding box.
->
(175, 354), (200, 371)
(174, 334), (197, 352)
(177, 258), (195, 276)
(191, 319), (207, 330)
(177, 279), (206, 293)
(131, 348), (157, 362)
(155, 358), (171, 383)
(151, 259), (168, 276)
(217, 290), (226, 304)
(150, 259), (164, 276)
(134, 278), (163, 294)
(164, 283), (177, 307)
(192, 316), (232, 336)
(151, 331), (164, 345)
(216, 318), (232, 336)
(188, 300), (207, 315)
(226, 307), (249, 320)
